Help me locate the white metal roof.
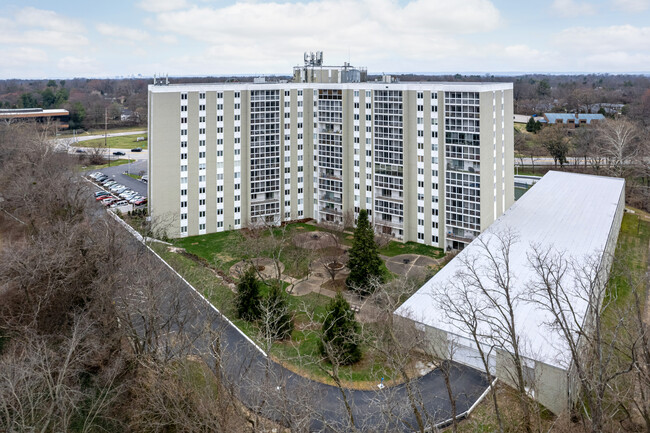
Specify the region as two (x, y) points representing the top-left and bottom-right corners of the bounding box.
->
(396, 171), (625, 370)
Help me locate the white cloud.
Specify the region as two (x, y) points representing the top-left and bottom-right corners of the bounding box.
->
(138, 0), (188, 12)
(57, 56), (100, 75)
(555, 25), (650, 53)
(0, 7), (88, 50)
(613, 0), (650, 12)
(146, 0), (501, 73)
(551, 0), (597, 16)
(0, 46), (48, 68)
(96, 23), (150, 43)
(14, 6), (85, 33)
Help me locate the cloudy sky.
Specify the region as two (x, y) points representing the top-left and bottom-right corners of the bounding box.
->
(1, 0), (649, 79)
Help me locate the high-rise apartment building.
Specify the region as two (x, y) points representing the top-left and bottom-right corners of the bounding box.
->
(148, 55), (514, 250)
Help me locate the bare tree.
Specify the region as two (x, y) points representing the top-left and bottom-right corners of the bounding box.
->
(526, 246), (637, 433)
(436, 278), (505, 433)
(454, 229), (534, 433)
(596, 118), (640, 178)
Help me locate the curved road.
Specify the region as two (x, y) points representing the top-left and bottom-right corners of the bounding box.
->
(112, 214), (490, 432)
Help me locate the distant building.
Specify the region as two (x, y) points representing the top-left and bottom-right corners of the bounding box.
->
(540, 112), (604, 127)
(0, 108), (70, 128)
(396, 171), (625, 414)
(513, 114), (531, 124)
(147, 53), (514, 250)
(120, 108), (136, 122)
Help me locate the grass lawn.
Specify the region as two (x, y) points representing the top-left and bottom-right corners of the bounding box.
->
(126, 173), (142, 180)
(606, 211), (650, 306)
(76, 134), (148, 149)
(152, 235), (397, 385)
(58, 126), (145, 137)
(378, 240), (444, 259)
(82, 158), (135, 171)
(514, 167), (549, 177)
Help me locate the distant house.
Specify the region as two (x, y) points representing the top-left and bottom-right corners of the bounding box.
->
(120, 108), (136, 122)
(542, 112), (604, 127)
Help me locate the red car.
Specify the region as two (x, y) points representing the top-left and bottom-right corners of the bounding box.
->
(96, 193), (112, 201)
(133, 198), (147, 206)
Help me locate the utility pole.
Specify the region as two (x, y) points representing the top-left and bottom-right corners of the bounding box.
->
(105, 107), (110, 167)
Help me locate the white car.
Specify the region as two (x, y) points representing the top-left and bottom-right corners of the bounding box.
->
(128, 195), (143, 204)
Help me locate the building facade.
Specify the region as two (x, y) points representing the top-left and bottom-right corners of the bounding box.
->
(148, 59), (514, 250)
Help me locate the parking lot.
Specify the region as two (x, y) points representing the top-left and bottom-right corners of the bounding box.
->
(89, 160), (147, 197)
(87, 160), (148, 211)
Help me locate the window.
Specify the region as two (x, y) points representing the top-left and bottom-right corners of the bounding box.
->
(181, 189), (187, 196)
(199, 211), (205, 217)
(199, 223), (205, 230)
(199, 199), (205, 205)
(181, 141), (187, 148)
(181, 153), (187, 160)
(234, 91), (240, 98)
(199, 92), (206, 99)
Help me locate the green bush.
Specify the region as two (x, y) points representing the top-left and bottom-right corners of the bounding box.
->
(235, 267), (262, 321)
(319, 292), (362, 365)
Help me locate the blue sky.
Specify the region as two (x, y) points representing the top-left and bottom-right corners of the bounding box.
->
(1, 0), (649, 79)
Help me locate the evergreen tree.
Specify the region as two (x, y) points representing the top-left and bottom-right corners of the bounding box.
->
(346, 209), (383, 295)
(235, 266), (262, 321)
(525, 117), (542, 133)
(262, 283), (293, 341)
(319, 292), (362, 365)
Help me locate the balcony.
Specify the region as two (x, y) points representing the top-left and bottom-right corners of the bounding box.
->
(375, 218), (403, 229)
(446, 162), (480, 174)
(375, 192), (403, 203)
(319, 171), (343, 181)
(251, 196), (279, 205)
(320, 193), (342, 204)
(320, 206), (342, 216)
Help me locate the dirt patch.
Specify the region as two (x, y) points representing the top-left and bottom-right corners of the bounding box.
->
(321, 278), (347, 292)
(293, 231), (340, 250)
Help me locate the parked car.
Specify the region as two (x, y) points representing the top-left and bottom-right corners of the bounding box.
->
(128, 195), (143, 204)
(96, 194), (112, 201)
(89, 172), (102, 179)
(110, 200), (128, 207)
(103, 182), (116, 188)
(141, 175), (148, 183)
(110, 184), (124, 192)
(113, 151), (125, 156)
(101, 198), (117, 206)
(101, 179), (115, 185)
(94, 191), (109, 197)
(120, 191), (135, 199)
(95, 175), (108, 182)
(131, 147), (142, 152)
(134, 198), (147, 206)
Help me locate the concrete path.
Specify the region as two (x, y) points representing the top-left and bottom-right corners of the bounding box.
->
(384, 254), (440, 280)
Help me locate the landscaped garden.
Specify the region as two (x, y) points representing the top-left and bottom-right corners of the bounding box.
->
(144, 212), (445, 387)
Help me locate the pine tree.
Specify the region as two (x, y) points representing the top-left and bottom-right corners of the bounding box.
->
(235, 266), (262, 321)
(319, 292), (362, 365)
(262, 283), (293, 341)
(346, 209), (383, 295)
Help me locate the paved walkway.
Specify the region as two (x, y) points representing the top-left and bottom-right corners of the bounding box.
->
(133, 238), (490, 432)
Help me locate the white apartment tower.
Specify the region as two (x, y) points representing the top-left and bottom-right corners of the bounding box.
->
(148, 55), (514, 250)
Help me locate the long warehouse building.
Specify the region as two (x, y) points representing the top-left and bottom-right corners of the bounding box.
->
(148, 55), (514, 250)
